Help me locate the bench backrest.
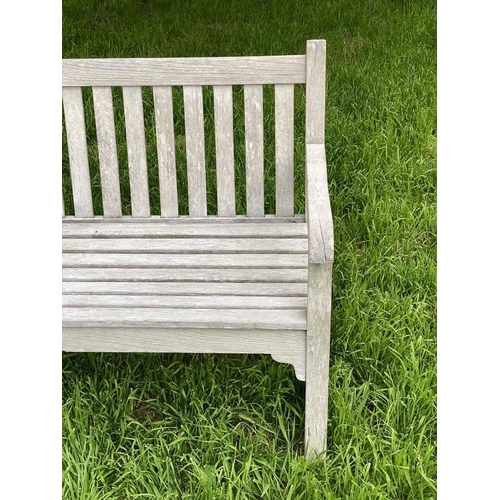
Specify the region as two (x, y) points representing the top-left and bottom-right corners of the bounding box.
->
(62, 40), (325, 218)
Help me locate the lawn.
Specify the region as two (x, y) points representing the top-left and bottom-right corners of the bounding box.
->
(62, 0), (437, 498)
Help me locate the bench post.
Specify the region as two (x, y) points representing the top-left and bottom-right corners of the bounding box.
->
(304, 39), (333, 459)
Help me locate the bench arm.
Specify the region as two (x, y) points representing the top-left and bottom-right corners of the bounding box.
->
(306, 144), (334, 264)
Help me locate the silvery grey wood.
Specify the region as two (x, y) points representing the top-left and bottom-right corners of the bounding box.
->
(153, 86), (178, 217)
(244, 85), (264, 216)
(63, 55), (307, 86)
(305, 262), (333, 459)
(306, 144), (334, 263)
(63, 253), (307, 269)
(62, 327), (306, 381)
(306, 40), (326, 145)
(63, 268), (307, 283)
(64, 215), (306, 223)
(214, 85), (236, 216)
(92, 86), (122, 218)
(63, 307), (306, 330)
(62, 221), (307, 238)
(275, 84), (295, 216)
(62, 238), (307, 254)
(62, 86), (93, 217)
(63, 294), (307, 310)
(183, 85), (207, 216)
(62, 282), (307, 297)
(61, 40), (334, 459)
(123, 86), (150, 217)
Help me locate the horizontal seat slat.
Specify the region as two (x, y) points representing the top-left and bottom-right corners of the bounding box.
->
(63, 268), (307, 283)
(62, 238), (308, 254)
(62, 282), (307, 296)
(63, 215), (306, 223)
(62, 222), (307, 238)
(63, 294), (307, 309)
(62, 55), (306, 86)
(63, 253), (307, 269)
(62, 307), (307, 330)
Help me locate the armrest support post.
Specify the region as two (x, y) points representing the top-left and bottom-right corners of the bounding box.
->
(306, 143), (334, 264)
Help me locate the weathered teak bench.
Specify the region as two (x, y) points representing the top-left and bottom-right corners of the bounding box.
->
(62, 40), (333, 458)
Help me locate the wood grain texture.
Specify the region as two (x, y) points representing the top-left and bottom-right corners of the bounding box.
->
(63, 56), (307, 86)
(62, 86), (93, 217)
(62, 268), (307, 283)
(153, 86), (178, 217)
(62, 237), (308, 254)
(306, 144), (334, 263)
(305, 262), (333, 459)
(123, 86), (150, 217)
(63, 294), (307, 309)
(63, 281), (307, 296)
(62, 221), (307, 238)
(62, 327), (306, 380)
(63, 253), (307, 269)
(306, 40), (326, 145)
(244, 85), (264, 216)
(63, 215), (305, 223)
(183, 86), (207, 216)
(92, 87), (122, 217)
(275, 84), (295, 216)
(214, 85), (235, 216)
(63, 307), (306, 330)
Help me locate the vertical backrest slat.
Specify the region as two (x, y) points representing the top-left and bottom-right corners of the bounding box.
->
(62, 86), (93, 217)
(213, 85), (236, 217)
(306, 40), (326, 145)
(92, 87), (122, 217)
(183, 85), (207, 217)
(244, 84), (264, 217)
(153, 86), (178, 217)
(275, 84), (295, 216)
(123, 86), (150, 217)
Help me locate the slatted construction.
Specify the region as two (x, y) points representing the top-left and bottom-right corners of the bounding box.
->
(62, 41), (333, 458)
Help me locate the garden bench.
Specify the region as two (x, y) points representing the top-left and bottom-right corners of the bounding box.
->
(62, 40), (333, 458)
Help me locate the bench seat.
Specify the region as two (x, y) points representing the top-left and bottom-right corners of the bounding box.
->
(62, 218), (309, 380)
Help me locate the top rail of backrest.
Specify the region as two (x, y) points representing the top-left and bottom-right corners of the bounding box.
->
(62, 55), (306, 87)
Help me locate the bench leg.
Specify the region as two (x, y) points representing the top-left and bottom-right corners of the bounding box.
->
(305, 262), (333, 459)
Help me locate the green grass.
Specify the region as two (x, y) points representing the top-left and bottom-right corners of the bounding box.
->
(62, 0), (437, 498)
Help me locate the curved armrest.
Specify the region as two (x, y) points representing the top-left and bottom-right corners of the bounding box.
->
(306, 144), (334, 264)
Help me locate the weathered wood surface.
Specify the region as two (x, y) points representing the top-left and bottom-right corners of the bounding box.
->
(123, 86), (150, 217)
(62, 238), (307, 254)
(62, 327), (306, 380)
(63, 215), (306, 223)
(275, 84), (295, 216)
(62, 41), (335, 457)
(63, 253), (307, 269)
(244, 85), (264, 216)
(306, 40), (326, 145)
(153, 86), (178, 217)
(214, 85), (236, 216)
(63, 294), (307, 309)
(184, 85), (207, 216)
(63, 268), (307, 283)
(305, 262), (333, 459)
(62, 221), (307, 238)
(62, 86), (93, 217)
(62, 281), (307, 296)
(63, 56), (307, 86)
(92, 86), (122, 217)
(63, 307), (306, 330)
(306, 144), (334, 263)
